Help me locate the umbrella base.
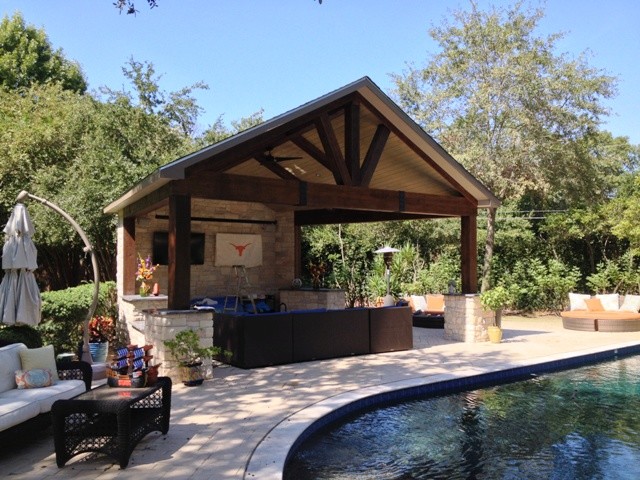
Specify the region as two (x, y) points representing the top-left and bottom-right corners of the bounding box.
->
(91, 362), (107, 381)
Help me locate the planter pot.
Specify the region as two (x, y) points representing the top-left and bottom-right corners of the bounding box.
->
(180, 362), (205, 386)
(89, 341), (109, 363)
(488, 326), (503, 344)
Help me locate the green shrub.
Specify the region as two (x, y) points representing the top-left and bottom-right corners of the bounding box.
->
(37, 281), (117, 355)
(0, 324), (43, 348)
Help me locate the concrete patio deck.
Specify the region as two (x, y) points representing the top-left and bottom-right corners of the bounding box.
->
(2, 314), (640, 479)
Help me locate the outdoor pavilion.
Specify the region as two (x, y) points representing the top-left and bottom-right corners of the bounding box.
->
(104, 76), (500, 312)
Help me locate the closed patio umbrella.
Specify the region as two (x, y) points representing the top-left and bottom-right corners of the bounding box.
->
(0, 203), (41, 325)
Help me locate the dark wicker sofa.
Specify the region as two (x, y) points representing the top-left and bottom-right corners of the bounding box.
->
(214, 306), (413, 368)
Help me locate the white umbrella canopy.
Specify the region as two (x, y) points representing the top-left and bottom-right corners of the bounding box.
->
(0, 203), (41, 325)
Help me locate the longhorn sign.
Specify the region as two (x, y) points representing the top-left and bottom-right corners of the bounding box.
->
(230, 242), (252, 256)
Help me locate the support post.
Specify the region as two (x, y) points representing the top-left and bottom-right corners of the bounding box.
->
(461, 214), (478, 294)
(168, 194), (191, 309)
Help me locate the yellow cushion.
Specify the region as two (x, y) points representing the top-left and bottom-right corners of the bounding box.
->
(19, 345), (59, 380)
(585, 298), (604, 312)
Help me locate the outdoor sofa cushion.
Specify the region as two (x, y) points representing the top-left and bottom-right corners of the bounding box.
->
(569, 292), (591, 311)
(620, 294), (640, 312)
(408, 294), (445, 314)
(596, 293), (620, 311)
(585, 298), (604, 312)
(0, 343), (87, 433)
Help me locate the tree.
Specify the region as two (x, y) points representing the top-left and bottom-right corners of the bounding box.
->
(0, 13), (86, 93)
(100, 58), (208, 136)
(391, 1), (616, 291)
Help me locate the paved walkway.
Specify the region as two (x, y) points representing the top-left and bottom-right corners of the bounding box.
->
(3, 315), (640, 479)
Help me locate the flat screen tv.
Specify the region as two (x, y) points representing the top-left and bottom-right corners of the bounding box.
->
(152, 232), (205, 265)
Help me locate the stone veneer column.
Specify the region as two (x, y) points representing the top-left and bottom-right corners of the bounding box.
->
(279, 289), (346, 311)
(444, 294), (493, 343)
(142, 310), (214, 382)
(120, 295), (168, 347)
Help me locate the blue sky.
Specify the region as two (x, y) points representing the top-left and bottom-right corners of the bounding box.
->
(2, 1), (638, 144)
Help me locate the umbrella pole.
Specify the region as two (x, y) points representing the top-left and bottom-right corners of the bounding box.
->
(16, 191), (99, 365)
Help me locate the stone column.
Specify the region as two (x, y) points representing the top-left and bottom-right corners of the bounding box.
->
(444, 294), (492, 342)
(143, 310), (215, 382)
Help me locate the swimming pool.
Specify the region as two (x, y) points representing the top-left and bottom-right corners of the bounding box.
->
(285, 352), (640, 479)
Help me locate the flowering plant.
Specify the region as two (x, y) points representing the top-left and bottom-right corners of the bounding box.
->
(136, 254), (158, 281)
(308, 262), (326, 287)
(87, 315), (116, 343)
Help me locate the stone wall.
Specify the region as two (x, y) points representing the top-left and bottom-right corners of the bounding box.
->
(115, 199), (296, 304)
(279, 289), (346, 311)
(142, 310), (215, 381)
(444, 294), (493, 342)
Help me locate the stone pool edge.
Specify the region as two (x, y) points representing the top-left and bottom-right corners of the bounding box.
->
(244, 341), (640, 480)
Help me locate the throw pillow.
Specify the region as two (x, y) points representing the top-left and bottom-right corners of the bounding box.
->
(620, 294), (640, 313)
(596, 293), (620, 312)
(15, 368), (53, 389)
(19, 345), (59, 380)
(569, 293), (591, 311)
(410, 295), (428, 313)
(585, 298), (604, 312)
(425, 294), (445, 312)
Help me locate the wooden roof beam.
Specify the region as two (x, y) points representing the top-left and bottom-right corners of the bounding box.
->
(315, 113), (352, 186)
(175, 173), (476, 216)
(344, 102), (360, 185)
(360, 124), (390, 187)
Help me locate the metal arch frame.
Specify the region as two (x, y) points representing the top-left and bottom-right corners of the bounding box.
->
(16, 190), (99, 364)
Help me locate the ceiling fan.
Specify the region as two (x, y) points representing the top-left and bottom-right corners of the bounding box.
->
(260, 150), (302, 164)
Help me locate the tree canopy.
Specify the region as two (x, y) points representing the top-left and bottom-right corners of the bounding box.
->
(391, 1), (618, 290)
(0, 13), (87, 93)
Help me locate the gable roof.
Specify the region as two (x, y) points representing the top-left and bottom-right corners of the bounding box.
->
(104, 76), (499, 221)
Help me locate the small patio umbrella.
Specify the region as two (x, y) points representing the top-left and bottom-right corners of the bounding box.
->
(0, 203), (41, 325)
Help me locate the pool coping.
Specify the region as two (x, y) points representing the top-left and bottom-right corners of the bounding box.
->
(244, 341), (640, 479)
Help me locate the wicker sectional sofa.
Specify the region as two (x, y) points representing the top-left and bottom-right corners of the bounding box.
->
(560, 293), (640, 332)
(213, 306), (413, 368)
(0, 343), (92, 442)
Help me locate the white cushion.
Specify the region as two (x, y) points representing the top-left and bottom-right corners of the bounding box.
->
(0, 379), (86, 415)
(620, 294), (640, 313)
(596, 293), (620, 311)
(0, 395), (40, 431)
(0, 343), (27, 393)
(569, 293), (591, 311)
(410, 295), (428, 312)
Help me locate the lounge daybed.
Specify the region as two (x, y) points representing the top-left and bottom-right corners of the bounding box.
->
(213, 306), (413, 368)
(560, 293), (640, 332)
(0, 343), (92, 443)
(407, 294), (445, 328)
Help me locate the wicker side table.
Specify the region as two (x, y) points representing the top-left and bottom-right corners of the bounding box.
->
(52, 376), (172, 468)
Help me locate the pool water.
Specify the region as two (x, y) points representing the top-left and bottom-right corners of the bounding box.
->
(285, 355), (640, 479)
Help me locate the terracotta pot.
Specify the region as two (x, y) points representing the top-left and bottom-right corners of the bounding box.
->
(180, 362), (204, 386)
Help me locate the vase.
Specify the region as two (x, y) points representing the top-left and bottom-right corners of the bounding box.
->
(89, 341), (109, 363)
(139, 281), (151, 297)
(488, 326), (502, 344)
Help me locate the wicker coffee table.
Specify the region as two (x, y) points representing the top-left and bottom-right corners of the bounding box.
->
(52, 376), (172, 468)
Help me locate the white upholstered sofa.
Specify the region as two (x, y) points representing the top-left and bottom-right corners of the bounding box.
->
(0, 343), (92, 437)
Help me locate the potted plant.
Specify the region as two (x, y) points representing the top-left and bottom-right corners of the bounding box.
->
(163, 329), (230, 386)
(86, 315), (116, 362)
(480, 285), (511, 343)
